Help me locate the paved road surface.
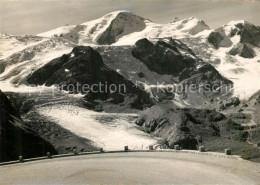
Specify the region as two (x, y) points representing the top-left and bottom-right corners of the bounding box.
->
(1, 152), (260, 185)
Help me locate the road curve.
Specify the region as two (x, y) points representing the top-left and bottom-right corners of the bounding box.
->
(1, 152), (260, 185)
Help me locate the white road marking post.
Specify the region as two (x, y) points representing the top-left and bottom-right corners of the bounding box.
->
(199, 146), (206, 152)
(174, 145), (180, 150)
(225, 149), (231, 155)
(47, 152), (51, 159)
(19, 156), (23, 163)
(73, 149), (78, 155)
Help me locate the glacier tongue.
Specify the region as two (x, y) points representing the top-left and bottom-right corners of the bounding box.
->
(36, 104), (157, 151)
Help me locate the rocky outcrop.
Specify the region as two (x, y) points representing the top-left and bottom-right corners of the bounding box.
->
(229, 43), (255, 58)
(97, 12), (146, 45)
(0, 63), (4, 74)
(207, 30), (233, 49)
(136, 104), (232, 150)
(0, 90), (57, 162)
(230, 21), (260, 47)
(208, 21), (260, 50)
(132, 38), (198, 76)
(208, 31), (224, 49)
(219, 97), (241, 110)
(27, 46), (152, 110)
(132, 38), (233, 100)
(179, 63), (233, 91)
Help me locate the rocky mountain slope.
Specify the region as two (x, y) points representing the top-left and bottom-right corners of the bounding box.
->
(27, 46), (152, 110)
(136, 104), (230, 149)
(0, 90), (57, 162)
(136, 103), (260, 161)
(183, 20), (260, 98)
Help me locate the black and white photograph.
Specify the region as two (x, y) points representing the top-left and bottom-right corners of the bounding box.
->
(0, 0), (260, 184)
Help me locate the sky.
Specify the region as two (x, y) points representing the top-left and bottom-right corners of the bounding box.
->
(0, 0), (259, 35)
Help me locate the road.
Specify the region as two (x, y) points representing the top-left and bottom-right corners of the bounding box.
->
(1, 152), (260, 185)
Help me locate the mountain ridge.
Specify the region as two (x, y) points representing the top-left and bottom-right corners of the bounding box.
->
(1, 11), (259, 99)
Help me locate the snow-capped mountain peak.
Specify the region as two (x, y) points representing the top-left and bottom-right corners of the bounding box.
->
(37, 11), (211, 46)
(221, 20), (260, 47)
(175, 16), (210, 35)
(183, 19), (260, 98)
(38, 10), (147, 45)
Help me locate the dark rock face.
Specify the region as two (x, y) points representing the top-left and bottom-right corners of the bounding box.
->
(136, 105), (231, 149)
(230, 22), (260, 47)
(219, 97), (241, 111)
(97, 12), (146, 45)
(208, 21), (260, 50)
(20, 99), (35, 114)
(132, 38), (197, 76)
(27, 46), (151, 110)
(225, 97), (241, 107)
(249, 90), (260, 105)
(208, 31), (224, 49)
(149, 87), (175, 102)
(132, 38), (233, 103)
(0, 63), (5, 74)
(0, 90), (57, 162)
(27, 46), (104, 87)
(180, 63), (232, 88)
(227, 112), (252, 125)
(229, 43), (255, 58)
(132, 38), (232, 86)
(137, 72), (145, 78)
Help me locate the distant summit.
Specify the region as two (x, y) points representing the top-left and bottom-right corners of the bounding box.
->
(38, 11), (147, 45)
(37, 11), (210, 46)
(208, 20), (260, 50)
